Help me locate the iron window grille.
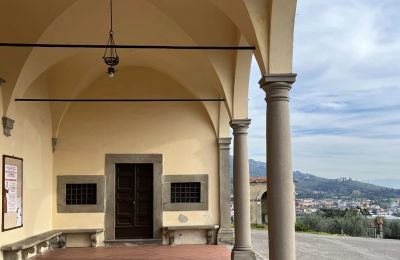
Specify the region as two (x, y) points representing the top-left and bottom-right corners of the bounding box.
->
(65, 183), (97, 205)
(171, 182), (201, 203)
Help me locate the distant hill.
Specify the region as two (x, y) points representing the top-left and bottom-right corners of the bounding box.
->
(229, 156), (400, 200)
(292, 171), (400, 200)
(229, 156), (267, 178)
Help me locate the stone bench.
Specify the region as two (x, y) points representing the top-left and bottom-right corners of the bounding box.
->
(1, 229), (103, 260)
(56, 229), (103, 248)
(0, 230), (62, 260)
(163, 225), (219, 245)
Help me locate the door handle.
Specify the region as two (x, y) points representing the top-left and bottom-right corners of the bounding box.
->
(133, 201), (136, 205)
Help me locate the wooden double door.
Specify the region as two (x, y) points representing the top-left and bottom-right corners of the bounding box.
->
(115, 163), (153, 239)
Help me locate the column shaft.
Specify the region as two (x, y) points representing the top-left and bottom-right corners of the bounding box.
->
(260, 74), (296, 260)
(230, 119), (255, 260)
(217, 137), (234, 244)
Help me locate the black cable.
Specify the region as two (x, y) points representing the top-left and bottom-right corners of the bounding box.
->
(15, 98), (226, 102)
(110, 0), (113, 33)
(0, 42), (255, 50)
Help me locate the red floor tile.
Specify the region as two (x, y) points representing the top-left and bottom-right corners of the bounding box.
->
(32, 245), (231, 260)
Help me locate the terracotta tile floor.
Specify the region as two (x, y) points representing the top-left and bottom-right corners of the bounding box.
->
(32, 245), (231, 260)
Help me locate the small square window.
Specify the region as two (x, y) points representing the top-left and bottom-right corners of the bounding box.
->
(171, 182), (201, 203)
(66, 183), (97, 205)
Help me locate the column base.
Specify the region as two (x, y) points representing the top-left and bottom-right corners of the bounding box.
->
(217, 228), (234, 245)
(231, 249), (256, 260)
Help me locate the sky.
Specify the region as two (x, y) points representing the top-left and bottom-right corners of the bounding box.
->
(247, 0), (400, 185)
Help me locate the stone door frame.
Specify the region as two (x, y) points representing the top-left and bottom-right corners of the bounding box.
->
(104, 154), (163, 240)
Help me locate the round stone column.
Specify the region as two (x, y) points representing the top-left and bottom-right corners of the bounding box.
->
(217, 137), (235, 244)
(230, 119), (256, 260)
(259, 74), (296, 260)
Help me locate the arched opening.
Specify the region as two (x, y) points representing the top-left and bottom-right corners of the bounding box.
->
(261, 191), (268, 224)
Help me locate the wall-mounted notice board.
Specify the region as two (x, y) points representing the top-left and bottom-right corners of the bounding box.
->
(2, 155), (23, 231)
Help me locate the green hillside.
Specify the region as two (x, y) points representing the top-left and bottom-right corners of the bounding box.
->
(293, 171), (400, 200)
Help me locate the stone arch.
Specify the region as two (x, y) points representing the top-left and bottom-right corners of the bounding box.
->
(261, 191), (268, 224)
(250, 181), (268, 225)
(256, 187), (268, 201)
(53, 65), (220, 139)
(16, 54), (221, 138)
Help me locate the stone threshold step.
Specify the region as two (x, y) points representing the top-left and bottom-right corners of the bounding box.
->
(104, 239), (163, 247)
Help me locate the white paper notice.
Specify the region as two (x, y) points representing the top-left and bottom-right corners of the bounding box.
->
(5, 165), (17, 180)
(6, 180), (17, 194)
(5, 164), (18, 213)
(6, 193), (17, 212)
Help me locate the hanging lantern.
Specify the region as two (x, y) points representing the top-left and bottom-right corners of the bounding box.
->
(103, 0), (119, 78)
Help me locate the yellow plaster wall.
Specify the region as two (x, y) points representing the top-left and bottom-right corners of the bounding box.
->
(52, 67), (220, 229)
(267, 0), (297, 73)
(0, 78), (53, 247)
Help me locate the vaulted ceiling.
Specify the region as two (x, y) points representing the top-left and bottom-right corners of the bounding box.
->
(0, 0), (297, 135)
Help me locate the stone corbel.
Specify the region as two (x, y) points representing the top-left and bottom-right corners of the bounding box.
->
(36, 241), (49, 255)
(21, 247), (35, 259)
(2, 117), (15, 137)
(52, 138), (58, 152)
(169, 231), (176, 245)
(58, 234), (66, 248)
(90, 233), (98, 247)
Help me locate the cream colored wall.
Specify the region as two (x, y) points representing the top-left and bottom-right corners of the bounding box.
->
(0, 78), (53, 247)
(52, 67), (220, 229)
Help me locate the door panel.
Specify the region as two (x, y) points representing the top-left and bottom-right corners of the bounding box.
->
(135, 164), (153, 228)
(115, 164), (135, 228)
(115, 163), (153, 239)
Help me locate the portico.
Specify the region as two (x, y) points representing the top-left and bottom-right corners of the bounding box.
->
(0, 1), (298, 260)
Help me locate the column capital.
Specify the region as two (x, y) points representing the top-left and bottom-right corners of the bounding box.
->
(230, 119), (251, 134)
(259, 73), (297, 103)
(218, 137), (232, 150)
